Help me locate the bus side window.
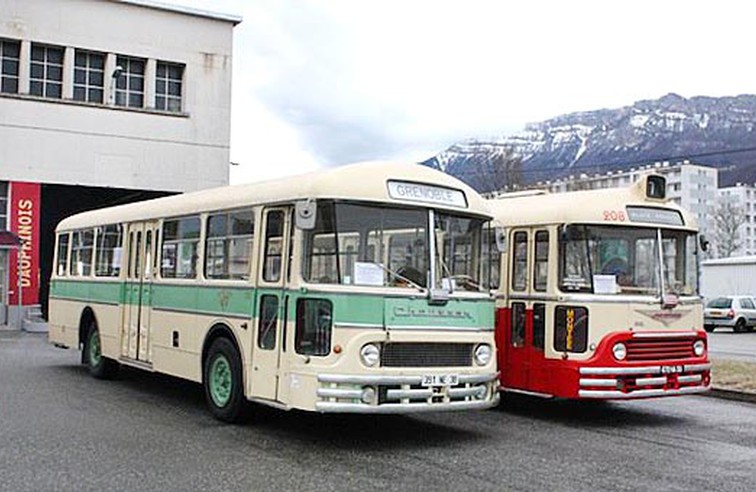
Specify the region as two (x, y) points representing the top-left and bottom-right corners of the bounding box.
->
(534, 230), (548, 292)
(263, 210), (284, 282)
(295, 298), (332, 356)
(511, 302), (525, 347)
(56, 233), (70, 276)
(533, 302), (545, 350)
(511, 231), (528, 291)
(257, 295), (278, 350)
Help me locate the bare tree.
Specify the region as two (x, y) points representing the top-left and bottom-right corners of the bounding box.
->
(713, 200), (747, 257)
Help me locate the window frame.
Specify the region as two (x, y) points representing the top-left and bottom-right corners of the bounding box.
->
(204, 208), (255, 281)
(114, 55), (146, 108)
(0, 38), (21, 94)
(155, 61), (184, 112)
(160, 215), (201, 280)
(73, 49), (105, 104)
(30, 43), (64, 99)
(94, 224), (124, 278)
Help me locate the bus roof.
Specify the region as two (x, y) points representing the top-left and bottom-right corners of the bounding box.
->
(57, 161), (490, 231)
(488, 176), (698, 230)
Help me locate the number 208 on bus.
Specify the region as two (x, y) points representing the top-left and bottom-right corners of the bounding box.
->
(487, 174), (710, 400)
(48, 162), (500, 421)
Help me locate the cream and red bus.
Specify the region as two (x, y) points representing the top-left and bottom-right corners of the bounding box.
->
(48, 162), (499, 421)
(488, 174), (710, 400)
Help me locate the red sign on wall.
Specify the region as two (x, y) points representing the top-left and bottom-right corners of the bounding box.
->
(9, 182), (41, 306)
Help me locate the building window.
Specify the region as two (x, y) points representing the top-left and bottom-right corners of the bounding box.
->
(156, 61), (184, 112)
(73, 50), (105, 103)
(30, 44), (64, 98)
(0, 38), (20, 94)
(0, 181), (8, 230)
(114, 55), (145, 108)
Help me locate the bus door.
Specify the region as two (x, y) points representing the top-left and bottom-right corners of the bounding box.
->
(505, 229), (531, 390)
(250, 208), (291, 401)
(122, 221), (160, 362)
(504, 228), (551, 393)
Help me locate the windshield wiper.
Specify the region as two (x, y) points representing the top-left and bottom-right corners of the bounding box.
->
(370, 263), (426, 293)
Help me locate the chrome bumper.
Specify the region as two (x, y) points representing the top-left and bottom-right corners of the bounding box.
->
(314, 372), (499, 414)
(578, 363), (711, 399)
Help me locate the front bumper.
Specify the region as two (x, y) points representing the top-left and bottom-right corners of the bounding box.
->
(314, 372), (499, 413)
(578, 363), (711, 399)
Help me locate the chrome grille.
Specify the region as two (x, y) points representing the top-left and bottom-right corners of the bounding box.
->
(381, 343), (473, 367)
(625, 338), (694, 362)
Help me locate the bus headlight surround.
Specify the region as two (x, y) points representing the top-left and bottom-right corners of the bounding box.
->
(612, 342), (627, 361)
(474, 344), (492, 366)
(360, 343), (380, 367)
(693, 339), (706, 357)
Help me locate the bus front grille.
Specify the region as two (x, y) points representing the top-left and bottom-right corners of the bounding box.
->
(625, 338), (694, 361)
(381, 343), (474, 367)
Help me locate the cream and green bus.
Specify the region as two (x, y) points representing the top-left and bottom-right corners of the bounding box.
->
(49, 162), (499, 421)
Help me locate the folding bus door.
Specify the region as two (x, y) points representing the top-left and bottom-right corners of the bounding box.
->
(504, 229), (531, 390)
(121, 221), (159, 363)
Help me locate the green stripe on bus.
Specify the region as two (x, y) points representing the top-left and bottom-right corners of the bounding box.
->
(50, 280), (493, 329)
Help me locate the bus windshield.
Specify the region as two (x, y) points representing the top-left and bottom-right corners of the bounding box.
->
(303, 201), (487, 292)
(559, 225), (698, 296)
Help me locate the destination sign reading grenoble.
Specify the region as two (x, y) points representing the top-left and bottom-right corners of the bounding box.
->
(387, 181), (467, 208)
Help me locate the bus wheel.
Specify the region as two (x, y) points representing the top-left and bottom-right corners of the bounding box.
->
(203, 338), (245, 423)
(84, 323), (119, 379)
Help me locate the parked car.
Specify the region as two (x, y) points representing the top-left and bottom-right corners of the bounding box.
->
(704, 295), (756, 333)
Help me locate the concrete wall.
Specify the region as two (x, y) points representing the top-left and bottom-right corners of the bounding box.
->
(0, 0), (238, 192)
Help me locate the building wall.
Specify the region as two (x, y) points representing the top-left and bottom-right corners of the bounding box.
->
(0, 0), (238, 192)
(718, 185), (756, 256)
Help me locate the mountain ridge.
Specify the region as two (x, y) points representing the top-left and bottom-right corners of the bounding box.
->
(423, 93), (756, 192)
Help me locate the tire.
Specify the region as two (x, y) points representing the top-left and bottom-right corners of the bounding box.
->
(84, 323), (119, 379)
(203, 337), (246, 423)
(734, 319), (747, 333)
(704, 325), (715, 333)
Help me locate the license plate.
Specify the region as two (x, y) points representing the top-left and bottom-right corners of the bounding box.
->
(421, 374), (459, 387)
(661, 365), (684, 374)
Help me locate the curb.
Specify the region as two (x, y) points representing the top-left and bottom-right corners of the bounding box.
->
(702, 387), (756, 404)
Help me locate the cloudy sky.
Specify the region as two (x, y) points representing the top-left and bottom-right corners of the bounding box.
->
(165, 0), (756, 184)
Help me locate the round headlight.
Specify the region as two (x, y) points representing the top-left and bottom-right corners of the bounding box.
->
(693, 339), (706, 357)
(360, 343), (380, 367)
(612, 342), (627, 361)
(474, 344), (492, 366)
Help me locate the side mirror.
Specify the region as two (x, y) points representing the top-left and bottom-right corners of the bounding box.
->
(495, 227), (507, 253)
(699, 234), (709, 253)
(295, 200), (317, 230)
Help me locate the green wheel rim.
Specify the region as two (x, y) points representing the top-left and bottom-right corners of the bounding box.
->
(88, 330), (101, 367)
(209, 355), (233, 408)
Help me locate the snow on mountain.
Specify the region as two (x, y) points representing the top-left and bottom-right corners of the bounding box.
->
(423, 93), (756, 192)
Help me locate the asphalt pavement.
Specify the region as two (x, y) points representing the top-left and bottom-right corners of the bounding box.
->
(2, 332), (756, 492)
(708, 330), (756, 362)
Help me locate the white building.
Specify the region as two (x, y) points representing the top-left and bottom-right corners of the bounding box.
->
(542, 161), (719, 241)
(717, 183), (756, 256)
(0, 0), (241, 327)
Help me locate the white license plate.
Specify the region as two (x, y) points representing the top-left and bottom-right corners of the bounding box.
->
(661, 365), (684, 374)
(421, 374), (459, 387)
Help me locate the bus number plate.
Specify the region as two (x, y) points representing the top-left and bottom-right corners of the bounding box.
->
(421, 374), (459, 387)
(661, 365), (684, 374)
